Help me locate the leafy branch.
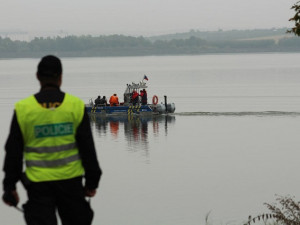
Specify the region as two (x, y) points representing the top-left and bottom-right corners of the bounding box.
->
(245, 214), (276, 225)
(246, 195), (300, 225)
(287, 1), (300, 36)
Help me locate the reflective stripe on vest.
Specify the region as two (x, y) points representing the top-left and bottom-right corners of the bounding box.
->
(25, 142), (77, 153)
(26, 154), (80, 167)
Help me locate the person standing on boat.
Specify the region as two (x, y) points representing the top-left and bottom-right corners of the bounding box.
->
(2, 55), (102, 225)
(140, 89), (147, 105)
(109, 93), (119, 106)
(139, 90), (143, 104)
(132, 90), (139, 105)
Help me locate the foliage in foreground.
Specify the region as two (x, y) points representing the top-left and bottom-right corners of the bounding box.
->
(288, 1), (300, 36)
(246, 195), (300, 225)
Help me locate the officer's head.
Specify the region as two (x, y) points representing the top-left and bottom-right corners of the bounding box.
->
(37, 55), (62, 86)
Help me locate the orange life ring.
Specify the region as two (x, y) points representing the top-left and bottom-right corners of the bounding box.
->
(152, 95), (158, 105)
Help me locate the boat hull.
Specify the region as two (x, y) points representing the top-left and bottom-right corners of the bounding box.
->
(86, 105), (154, 115)
(86, 101), (175, 115)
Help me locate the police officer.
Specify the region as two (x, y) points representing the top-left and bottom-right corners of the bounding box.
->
(2, 55), (102, 225)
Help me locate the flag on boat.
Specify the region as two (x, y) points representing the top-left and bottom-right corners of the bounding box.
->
(143, 75), (149, 81)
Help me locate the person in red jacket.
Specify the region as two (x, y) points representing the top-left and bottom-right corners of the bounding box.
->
(109, 93), (119, 106)
(132, 90), (139, 105)
(140, 89), (147, 105)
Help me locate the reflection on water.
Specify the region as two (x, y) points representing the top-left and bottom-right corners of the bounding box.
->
(89, 114), (176, 152)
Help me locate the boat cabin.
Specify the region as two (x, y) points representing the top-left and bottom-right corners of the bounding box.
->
(123, 81), (148, 105)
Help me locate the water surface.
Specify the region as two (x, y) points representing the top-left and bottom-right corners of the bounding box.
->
(1, 53), (300, 225)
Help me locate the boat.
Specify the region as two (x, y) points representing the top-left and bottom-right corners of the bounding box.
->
(85, 79), (175, 115)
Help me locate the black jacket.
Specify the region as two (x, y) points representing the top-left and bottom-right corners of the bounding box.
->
(3, 88), (102, 191)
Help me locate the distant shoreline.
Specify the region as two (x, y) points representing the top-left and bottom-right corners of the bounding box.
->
(0, 28), (299, 58)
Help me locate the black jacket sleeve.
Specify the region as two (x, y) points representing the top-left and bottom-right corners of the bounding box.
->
(2, 112), (24, 192)
(76, 108), (102, 190)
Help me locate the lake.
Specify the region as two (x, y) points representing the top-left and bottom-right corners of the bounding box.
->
(1, 53), (300, 225)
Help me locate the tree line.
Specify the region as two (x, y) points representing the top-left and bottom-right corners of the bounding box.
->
(0, 34), (300, 58)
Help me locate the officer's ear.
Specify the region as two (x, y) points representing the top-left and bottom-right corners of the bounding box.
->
(58, 74), (62, 86)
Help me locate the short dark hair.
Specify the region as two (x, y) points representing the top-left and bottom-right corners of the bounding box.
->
(37, 55), (62, 78)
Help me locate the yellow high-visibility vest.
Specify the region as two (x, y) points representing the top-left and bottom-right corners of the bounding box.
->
(15, 93), (85, 182)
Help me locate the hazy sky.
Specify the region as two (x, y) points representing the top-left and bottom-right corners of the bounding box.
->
(0, 0), (296, 36)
